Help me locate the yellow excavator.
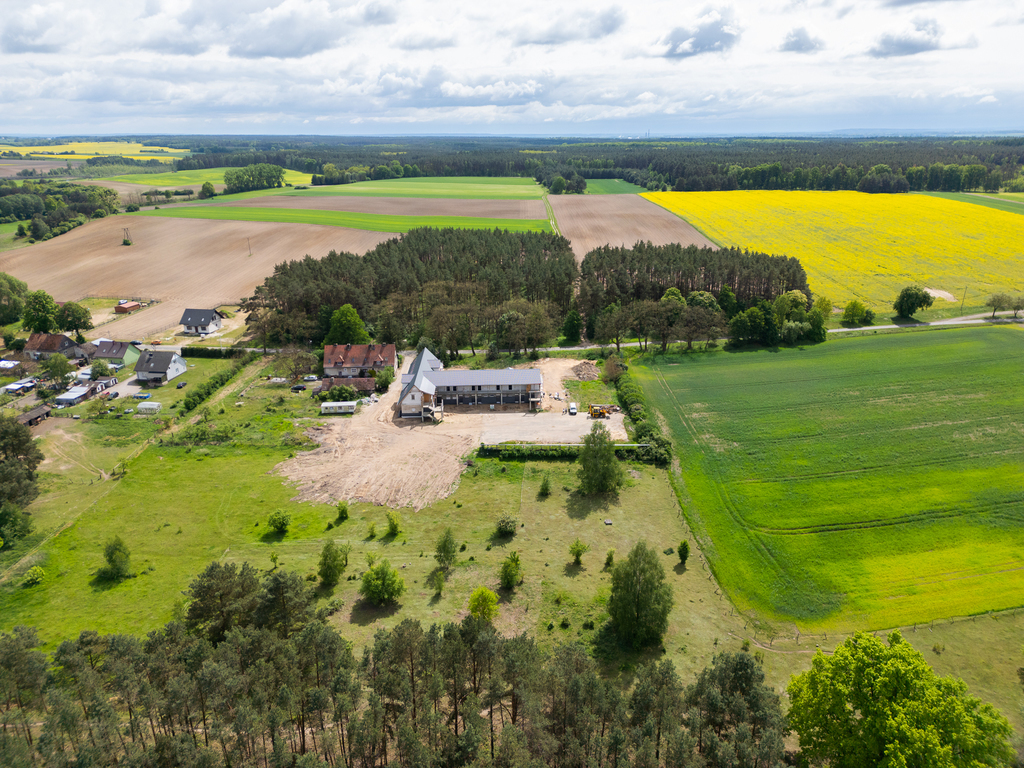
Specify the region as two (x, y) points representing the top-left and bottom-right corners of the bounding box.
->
(588, 403), (612, 418)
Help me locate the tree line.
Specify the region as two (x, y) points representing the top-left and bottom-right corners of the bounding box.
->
(0, 180), (119, 242)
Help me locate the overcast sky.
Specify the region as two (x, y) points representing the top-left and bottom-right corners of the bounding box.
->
(1, 0), (1021, 136)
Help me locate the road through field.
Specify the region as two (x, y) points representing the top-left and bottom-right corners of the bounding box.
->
(0, 216), (397, 339)
(549, 194), (717, 262)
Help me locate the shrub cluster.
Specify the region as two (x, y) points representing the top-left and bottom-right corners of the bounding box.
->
(180, 346), (247, 359)
(180, 352), (260, 413)
(614, 371), (671, 464)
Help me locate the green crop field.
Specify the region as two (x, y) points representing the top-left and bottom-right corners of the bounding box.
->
(584, 179), (648, 195)
(918, 191), (1024, 217)
(133, 205), (554, 233)
(284, 176), (545, 199)
(98, 167), (313, 187)
(636, 327), (1024, 632)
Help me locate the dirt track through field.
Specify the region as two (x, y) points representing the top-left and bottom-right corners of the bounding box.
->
(549, 194), (717, 262)
(222, 195), (547, 219)
(0, 217), (397, 340)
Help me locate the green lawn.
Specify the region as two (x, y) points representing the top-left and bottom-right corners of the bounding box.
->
(284, 176), (545, 199)
(636, 327), (1024, 632)
(917, 191), (1024, 216)
(0, 221), (31, 254)
(98, 167), (313, 187)
(980, 192), (1024, 203)
(584, 179), (648, 195)
(132, 206), (554, 234)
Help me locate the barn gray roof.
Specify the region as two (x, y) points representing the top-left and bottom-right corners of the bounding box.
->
(427, 369), (542, 387)
(134, 350), (182, 374)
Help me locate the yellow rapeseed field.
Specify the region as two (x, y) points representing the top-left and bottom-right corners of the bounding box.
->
(643, 190), (1024, 308)
(0, 141), (185, 162)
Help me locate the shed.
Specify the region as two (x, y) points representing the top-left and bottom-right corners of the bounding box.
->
(321, 401), (357, 415)
(55, 386), (90, 406)
(115, 301), (142, 314)
(17, 405), (51, 427)
(137, 401), (163, 414)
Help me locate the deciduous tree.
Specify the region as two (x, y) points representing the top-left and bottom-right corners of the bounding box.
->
(468, 587), (498, 622)
(436, 527), (457, 571)
(985, 292), (1011, 317)
(360, 559), (405, 605)
(55, 301), (93, 336)
(788, 630), (1012, 768)
(893, 285), (934, 318)
(324, 304), (371, 346)
(608, 540), (673, 647)
(22, 290), (59, 334)
(577, 421), (623, 495)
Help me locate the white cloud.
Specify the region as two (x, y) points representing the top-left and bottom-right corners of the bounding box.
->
(780, 27), (825, 53)
(661, 6), (742, 59)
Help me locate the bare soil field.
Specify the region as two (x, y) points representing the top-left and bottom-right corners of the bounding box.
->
(222, 195), (547, 219)
(0, 159), (82, 177)
(549, 194), (717, 262)
(0, 217), (396, 340)
(278, 357), (626, 510)
(76, 179), (228, 205)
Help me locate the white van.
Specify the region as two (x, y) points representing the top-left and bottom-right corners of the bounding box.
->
(568, 402), (578, 415)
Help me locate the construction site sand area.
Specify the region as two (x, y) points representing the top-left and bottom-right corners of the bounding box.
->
(277, 358), (626, 511)
(0, 216), (396, 340)
(220, 195), (547, 219)
(548, 194), (717, 261)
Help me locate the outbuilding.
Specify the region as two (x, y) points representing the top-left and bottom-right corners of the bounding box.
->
(321, 401), (357, 415)
(137, 401), (163, 414)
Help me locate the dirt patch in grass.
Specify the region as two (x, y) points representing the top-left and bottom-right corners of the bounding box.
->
(925, 287), (957, 302)
(549, 195), (717, 263)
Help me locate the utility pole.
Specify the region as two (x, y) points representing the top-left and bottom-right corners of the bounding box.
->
(960, 286), (968, 315)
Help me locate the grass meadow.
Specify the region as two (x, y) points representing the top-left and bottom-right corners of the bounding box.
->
(285, 176), (546, 199)
(133, 205), (554, 234)
(920, 191), (1024, 217)
(0, 221), (31, 254)
(584, 179), (648, 195)
(1, 141), (186, 162)
(635, 327), (1024, 632)
(642, 190), (1024, 309)
(101, 167), (313, 187)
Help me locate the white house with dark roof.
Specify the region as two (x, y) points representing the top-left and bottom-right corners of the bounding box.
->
(399, 348), (542, 421)
(134, 350), (187, 384)
(179, 309), (226, 335)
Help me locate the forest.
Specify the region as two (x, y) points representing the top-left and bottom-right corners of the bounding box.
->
(241, 230), (808, 351)
(0, 180), (120, 241)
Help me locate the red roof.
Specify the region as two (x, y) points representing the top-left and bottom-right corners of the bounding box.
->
(323, 343), (396, 370)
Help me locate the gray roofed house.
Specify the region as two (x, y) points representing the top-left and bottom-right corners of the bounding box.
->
(399, 348), (541, 421)
(179, 309), (225, 335)
(92, 341), (141, 368)
(134, 350), (187, 384)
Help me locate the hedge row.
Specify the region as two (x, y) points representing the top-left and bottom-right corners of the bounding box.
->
(181, 352), (260, 412)
(181, 346), (249, 359)
(614, 371), (672, 465)
(478, 442), (658, 463)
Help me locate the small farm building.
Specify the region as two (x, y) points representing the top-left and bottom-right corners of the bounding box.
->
(115, 301), (142, 314)
(4, 378), (37, 395)
(323, 343), (396, 378)
(17, 405), (51, 427)
(56, 386), (91, 406)
(179, 309), (226, 335)
(399, 348), (542, 420)
(137, 401), (163, 414)
(134, 351), (187, 384)
(321, 401), (357, 415)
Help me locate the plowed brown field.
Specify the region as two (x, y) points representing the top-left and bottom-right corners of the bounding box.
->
(550, 194), (717, 261)
(0, 217), (396, 340)
(221, 195), (547, 219)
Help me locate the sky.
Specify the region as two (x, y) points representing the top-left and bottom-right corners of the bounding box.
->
(1, 0), (1022, 136)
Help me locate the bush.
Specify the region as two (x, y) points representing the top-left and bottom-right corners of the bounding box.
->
(23, 566), (44, 586)
(268, 510), (290, 533)
(428, 569), (445, 595)
(678, 540), (690, 566)
(539, 473), (551, 497)
(367, 522), (376, 539)
(318, 540), (345, 586)
(386, 510), (401, 537)
(605, 549), (615, 569)
(496, 512), (518, 536)
(359, 559), (405, 605)
(336, 500), (349, 522)
(435, 528), (457, 570)
(469, 586), (499, 622)
(100, 535), (132, 581)
(569, 538), (590, 565)
(499, 551), (523, 589)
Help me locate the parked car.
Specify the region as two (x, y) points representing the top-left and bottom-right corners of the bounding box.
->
(291, 384), (307, 392)
(303, 375), (319, 381)
(130, 340), (142, 346)
(124, 408), (134, 414)
(108, 391), (119, 400)
(133, 392), (152, 400)
(176, 381), (187, 389)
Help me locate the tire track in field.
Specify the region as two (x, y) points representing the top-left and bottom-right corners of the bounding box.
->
(650, 363), (795, 596)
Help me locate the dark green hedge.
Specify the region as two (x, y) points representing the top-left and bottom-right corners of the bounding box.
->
(181, 352), (260, 413)
(181, 346), (248, 359)
(614, 371), (671, 465)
